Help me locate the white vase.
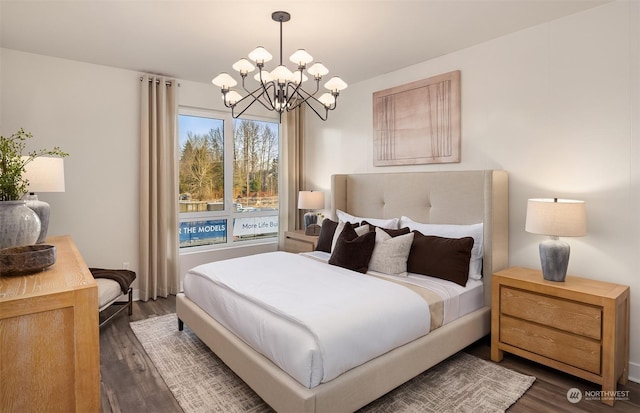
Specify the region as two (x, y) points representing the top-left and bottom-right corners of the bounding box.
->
(0, 200), (42, 249)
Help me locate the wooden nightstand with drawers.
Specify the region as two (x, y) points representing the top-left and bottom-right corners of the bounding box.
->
(491, 267), (630, 406)
(283, 230), (318, 253)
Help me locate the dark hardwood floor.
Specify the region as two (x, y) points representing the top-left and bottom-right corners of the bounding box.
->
(100, 297), (640, 413)
(100, 296), (181, 413)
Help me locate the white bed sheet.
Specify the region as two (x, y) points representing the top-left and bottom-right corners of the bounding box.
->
(302, 251), (485, 325)
(183, 251), (432, 388)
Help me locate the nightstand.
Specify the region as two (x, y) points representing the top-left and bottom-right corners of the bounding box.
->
(491, 267), (630, 406)
(284, 230), (318, 253)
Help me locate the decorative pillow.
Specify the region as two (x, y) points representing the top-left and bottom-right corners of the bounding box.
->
(368, 228), (414, 277)
(336, 209), (399, 229)
(399, 216), (484, 280)
(363, 222), (410, 238)
(315, 219), (338, 253)
(331, 221), (367, 252)
(407, 231), (474, 286)
(328, 222), (376, 273)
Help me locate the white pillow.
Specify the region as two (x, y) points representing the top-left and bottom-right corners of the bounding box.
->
(368, 228), (414, 277)
(331, 222), (370, 252)
(336, 209), (399, 229)
(399, 216), (484, 280)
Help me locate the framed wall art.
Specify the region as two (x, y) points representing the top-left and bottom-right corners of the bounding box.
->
(373, 70), (460, 166)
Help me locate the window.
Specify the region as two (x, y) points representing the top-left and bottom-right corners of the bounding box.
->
(178, 109), (279, 249)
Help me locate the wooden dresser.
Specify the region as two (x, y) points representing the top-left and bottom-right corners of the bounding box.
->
(0, 235), (100, 412)
(491, 267), (629, 406)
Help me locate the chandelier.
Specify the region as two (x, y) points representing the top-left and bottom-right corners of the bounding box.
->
(212, 11), (347, 121)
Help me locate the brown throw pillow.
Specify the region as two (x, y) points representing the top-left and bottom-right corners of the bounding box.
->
(328, 222), (376, 273)
(315, 219), (338, 253)
(362, 221), (411, 238)
(407, 231), (474, 286)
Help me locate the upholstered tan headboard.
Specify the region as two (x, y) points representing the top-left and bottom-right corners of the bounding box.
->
(331, 170), (509, 307)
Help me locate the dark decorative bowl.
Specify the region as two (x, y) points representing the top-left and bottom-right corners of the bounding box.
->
(0, 244), (56, 276)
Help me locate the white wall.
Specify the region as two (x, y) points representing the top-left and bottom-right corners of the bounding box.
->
(1, 48), (140, 273)
(305, 1), (640, 381)
(0, 49), (277, 296)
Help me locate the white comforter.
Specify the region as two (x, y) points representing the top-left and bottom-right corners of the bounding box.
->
(183, 251), (431, 388)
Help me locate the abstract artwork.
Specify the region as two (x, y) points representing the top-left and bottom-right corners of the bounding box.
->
(373, 70), (460, 166)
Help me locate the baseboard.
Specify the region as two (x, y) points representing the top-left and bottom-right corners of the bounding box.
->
(628, 361), (640, 384)
(114, 288), (140, 303)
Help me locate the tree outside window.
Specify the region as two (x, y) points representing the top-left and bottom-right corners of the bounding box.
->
(178, 112), (279, 249)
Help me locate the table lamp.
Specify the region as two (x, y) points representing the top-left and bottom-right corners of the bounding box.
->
(298, 190), (324, 230)
(22, 156), (66, 243)
(525, 198), (586, 282)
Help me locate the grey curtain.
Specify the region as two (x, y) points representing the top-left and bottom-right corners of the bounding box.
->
(139, 75), (180, 301)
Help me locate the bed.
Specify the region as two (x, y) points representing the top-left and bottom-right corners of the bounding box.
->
(176, 169), (509, 413)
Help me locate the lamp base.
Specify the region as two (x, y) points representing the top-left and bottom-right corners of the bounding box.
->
(303, 211), (317, 229)
(24, 194), (50, 244)
(539, 239), (570, 282)
(0, 200), (41, 248)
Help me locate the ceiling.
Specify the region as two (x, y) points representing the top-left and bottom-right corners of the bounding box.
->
(1, 1), (610, 86)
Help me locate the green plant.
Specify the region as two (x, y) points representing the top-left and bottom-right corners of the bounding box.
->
(0, 128), (69, 201)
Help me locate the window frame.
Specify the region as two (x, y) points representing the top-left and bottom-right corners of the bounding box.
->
(178, 106), (280, 252)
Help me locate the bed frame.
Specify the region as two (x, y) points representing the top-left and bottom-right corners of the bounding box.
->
(177, 170), (509, 413)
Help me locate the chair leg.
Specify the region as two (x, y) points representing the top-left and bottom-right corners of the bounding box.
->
(127, 287), (133, 315)
(99, 288), (134, 328)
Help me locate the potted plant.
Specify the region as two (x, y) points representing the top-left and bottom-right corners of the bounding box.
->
(0, 128), (68, 248)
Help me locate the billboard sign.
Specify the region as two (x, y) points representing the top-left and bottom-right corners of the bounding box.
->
(179, 219), (227, 247)
(233, 216), (279, 238)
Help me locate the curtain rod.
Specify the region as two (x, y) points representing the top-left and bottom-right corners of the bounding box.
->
(139, 76), (178, 86)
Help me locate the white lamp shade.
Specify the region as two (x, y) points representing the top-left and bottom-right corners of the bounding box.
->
(298, 190), (324, 210)
(212, 72), (237, 89)
(232, 58), (255, 74)
(290, 72), (308, 84)
(324, 76), (347, 92)
(254, 70), (272, 83)
(318, 93), (336, 107)
(307, 62), (329, 78)
(270, 65), (293, 83)
(289, 49), (313, 66)
(223, 90), (243, 105)
(22, 156), (65, 193)
(525, 198), (586, 237)
(248, 46), (273, 63)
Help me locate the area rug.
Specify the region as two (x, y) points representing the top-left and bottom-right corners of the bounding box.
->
(131, 314), (535, 413)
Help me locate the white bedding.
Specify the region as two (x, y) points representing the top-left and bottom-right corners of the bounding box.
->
(183, 251), (483, 388)
(303, 250), (484, 325)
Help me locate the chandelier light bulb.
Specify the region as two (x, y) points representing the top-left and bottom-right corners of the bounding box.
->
(248, 46), (273, 64)
(307, 62), (329, 78)
(232, 58), (255, 75)
(289, 49), (313, 66)
(324, 76), (348, 92)
(212, 72), (237, 89)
